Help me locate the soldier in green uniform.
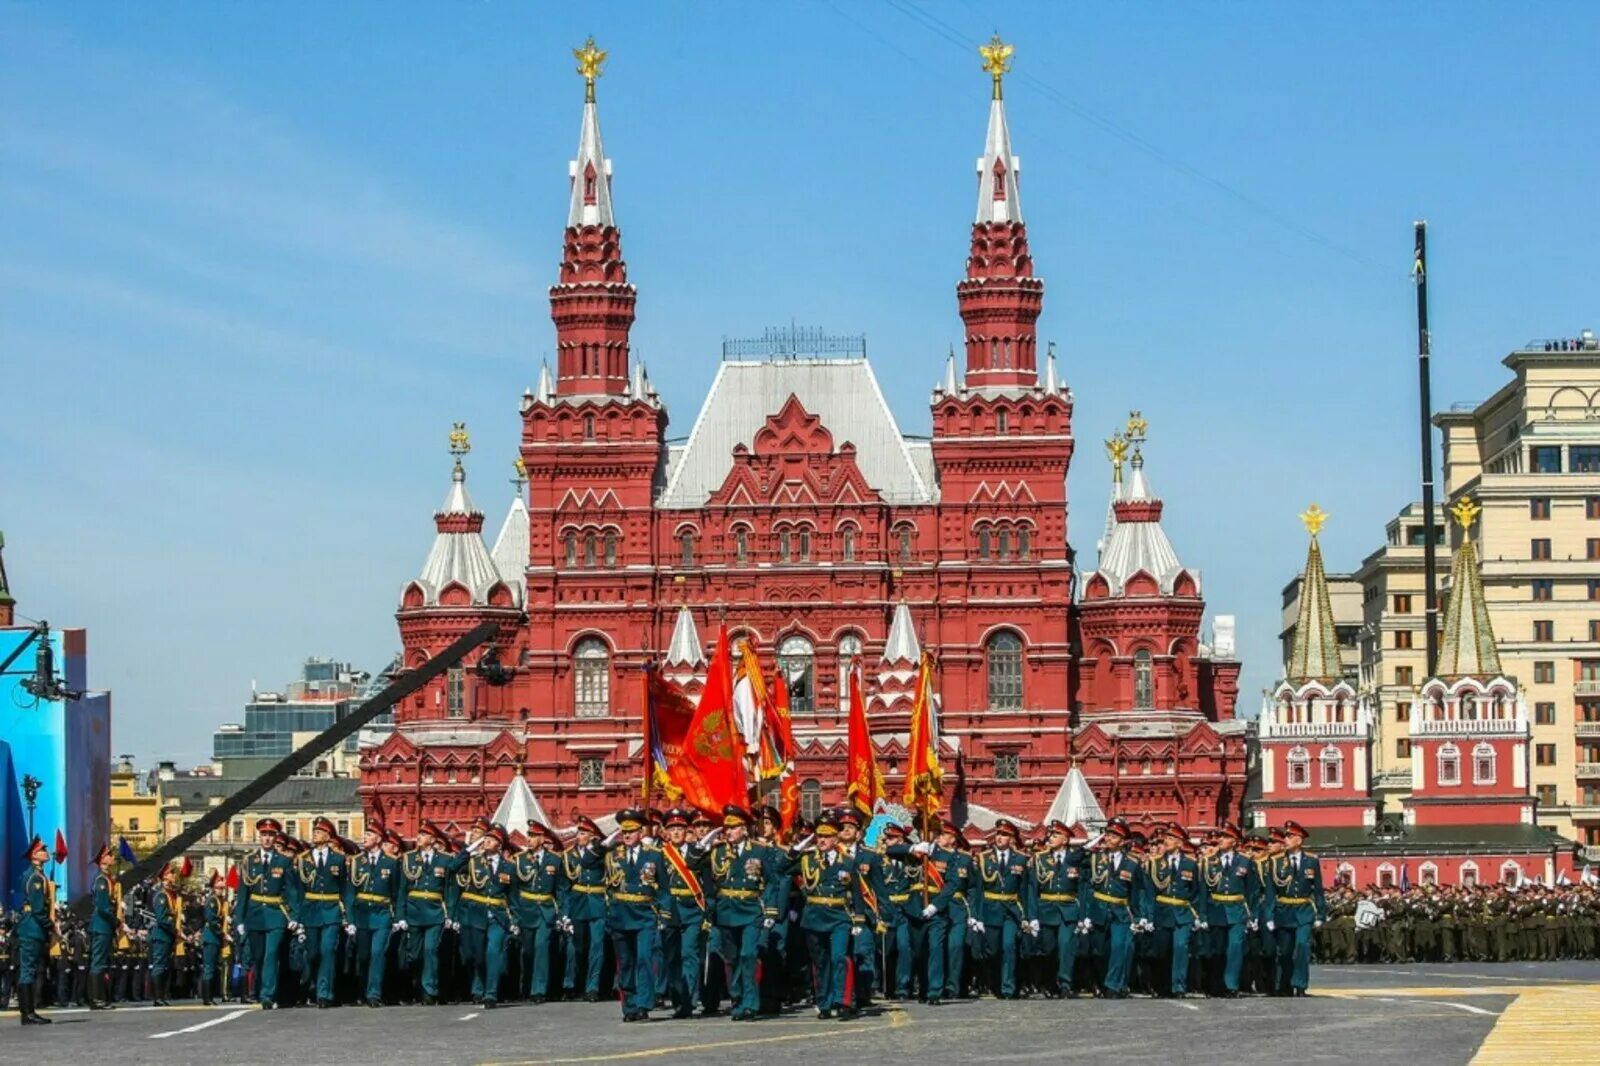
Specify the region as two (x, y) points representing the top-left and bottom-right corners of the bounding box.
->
(511, 820), (566, 1004)
(794, 813), (863, 1019)
(15, 837), (57, 1025)
(87, 844), (121, 1011)
(1147, 823), (1206, 998)
(835, 808), (888, 1009)
(1031, 819), (1086, 998)
(655, 808), (710, 1018)
(296, 817), (355, 1007)
(695, 805), (784, 1021)
(237, 817), (300, 1009)
(1264, 821), (1324, 996)
(580, 809), (669, 1021)
(454, 823), (516, 1008)
(973, 817), (1035, 999)
(561, 816), (609, 1002)
(199, 870), (229, 1006)
(148, 861), (185, 1006)
(399, 820), (466, 1004)
(350, 826), (403, 1007)
(878, 823), (914, 1000)
(942, 830), (976, 1000)
(752, 806), (793, 1017)
(1200, 822), (1261, 997)
(1083, 817), (1146, 998)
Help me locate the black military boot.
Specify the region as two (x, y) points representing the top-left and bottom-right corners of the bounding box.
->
(23, 985), (51, 1025)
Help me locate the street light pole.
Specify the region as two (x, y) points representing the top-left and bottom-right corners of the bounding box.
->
(21, 773), (42, 842)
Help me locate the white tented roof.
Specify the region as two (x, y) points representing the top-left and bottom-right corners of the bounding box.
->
(1044, 766), (1106, 832)
(491, 775), (552, 831)
(490, 494), (530, 602)
(656, 359), (933, 508)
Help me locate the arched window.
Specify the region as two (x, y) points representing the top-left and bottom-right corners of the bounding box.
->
(840, 527), (856, 562)
(1376, 863), (1396, 889)
(1459, 861), (1479, 887)
(898, 527), (912, 562)
(583, 532), (597, 569)
(997, 527), (1011, 560)
(603, 531), (618, 568)
(1500, 861), (1522, 886)
(838, 633), (862, 689)
(778, 529), (792, 563)
(583, 413), (595, 441)
(1287, 745), (1311, 789)
(996, 408), (1009, 434)
(574, 638), (610, 717)
(1335, 863), (1356, 888)
(797, 527), (812, 561)
(986, 631), (1023, 710)
(563, 531), (577, 568)
(1320, 745), (1345, 788)
(1017, 526), (1031, 559)
(1460, 691), (1477, 720)
(978, 526), (992, 560)
(800, 779), (823, 823)
(1472, 742), (1496, 785)
(446, 666), (466, 719)
(779, 636), (815, 715)
(1133, 649), (1154, 710)
(1437, 742), (1461, 786)
(1419, 862), (1439, 886)
(733, 527), (749, 564)
(680, 530), (695, 567)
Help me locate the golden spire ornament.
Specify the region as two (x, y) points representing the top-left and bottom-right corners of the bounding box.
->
(575, 36), (607, 102)
(1125, 409), (1148, 445)
(979, 33), (1014, 100)
(448, 422), (471, 472)
(1105, 430), (1128, 485)
(1299, 504), (1328, 537)
(1451, 495), (1482, 531)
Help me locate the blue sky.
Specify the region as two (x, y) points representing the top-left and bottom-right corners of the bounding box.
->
(3, 2), (1597, 767)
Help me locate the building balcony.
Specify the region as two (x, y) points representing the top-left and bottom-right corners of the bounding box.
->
(1409, 717), (1528, 737)
(1577, 722), (1600, 738)
(1582, 846), (1600, 864)
(1257, 719), (1369, 740)
(1578, 763), (1600, 779)
(1576, 680), (1600, 699)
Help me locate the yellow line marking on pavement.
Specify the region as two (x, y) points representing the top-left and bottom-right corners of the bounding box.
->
(482, 1010), (908, 1065)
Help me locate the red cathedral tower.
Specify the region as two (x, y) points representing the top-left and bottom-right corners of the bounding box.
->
(361, 38), (1247, 837)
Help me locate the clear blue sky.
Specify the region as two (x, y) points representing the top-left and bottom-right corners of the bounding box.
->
(4, 2), (1597, 767)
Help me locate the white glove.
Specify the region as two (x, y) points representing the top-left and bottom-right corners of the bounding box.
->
(910, 841), (934, 857)
(344, 923), (356, 936)
(510, 924), (520, 937)
(1313, 920), (1323, 929)
(296, 930), (307, 943)
(762, 918), (775, 929)
(1247, 920), (1258, 932)
(1266, 920), (1276, 933)
(397, 919), (409, 931)
(922, 904), (938, 919)
(449, 920), (461, 932)
(790, 834), (816, 854)
(1026, 920), (1040, 936)
(602, 830), (622, 849)
(235, 924), (245, 936)
(1079, 918), (1093, 932)
(973, 920), (987, 934)
(697, 828), (722, 849)
(1196, 920), (1209, 931)
(850, 925), (863, 937)
(288, 921), (303, 934)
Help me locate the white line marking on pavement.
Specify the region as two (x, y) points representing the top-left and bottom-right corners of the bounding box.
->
(1174, 1001), (1200, 1011)
(149, 1008), (250, 1039)
(459, 1012), (480, 1021)
(1440, 1001), (1498, 1016)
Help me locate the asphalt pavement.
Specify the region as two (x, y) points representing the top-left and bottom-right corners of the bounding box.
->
(4, 962), (1597, 1065)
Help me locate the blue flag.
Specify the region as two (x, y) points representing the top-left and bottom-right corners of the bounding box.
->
(118, 836), (136, 863)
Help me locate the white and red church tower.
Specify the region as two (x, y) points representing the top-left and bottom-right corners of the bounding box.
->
(361, 38), (1246, 837)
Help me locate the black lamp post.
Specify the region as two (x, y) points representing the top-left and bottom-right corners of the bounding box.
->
(21, 773), (42, 842)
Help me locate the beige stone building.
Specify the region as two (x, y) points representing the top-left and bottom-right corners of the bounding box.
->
(160, 775), (364, 878)
(1435, 333), (1600, 850)
(108, 756), (163, 856)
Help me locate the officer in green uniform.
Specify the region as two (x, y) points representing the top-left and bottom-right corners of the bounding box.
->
(656, 808), (710, 1017)
(350, 826), (403, 1007)
(455, 822), (516, 1008)
(1030, 819), (1085, 997)
(399, 820), (465, 1004)
(1147, 823), (1206, 998)
(835, 808), (889, 1008)
(237, 817), (300, 1009)
(942, 829), (976, 1000)
(1083, 817), (1146, 998)
(87, 844), (121, 1011)
(1266, 820), (1325, 996)
(580, 808), (669, 1021)
(877, 823), (914, 999)
(453, 817), (494, 1003)
(561, 816), (609, 1002)
(200, 870), (228, 1006)
(696, 805), (784, 1021)
(15, 837), (56, 1025)
(752, 805), (792, 1016)
(795, 813), (863, 1019)
(148, 861), (183, 1006)
(974, 817), (1036, 999)
(1201, 821), (1263, 997)
(296, 816), (355, 1007)
(511, 820), (566, 1004)
(888, 812), (969, 1005)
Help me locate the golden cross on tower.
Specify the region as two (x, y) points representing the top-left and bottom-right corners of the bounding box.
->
(1300, 503), (1329, 537)
(979, 34), (1014, 100)
(448, 422), (471, 470)
(575, 36), (607, 102)
(1105, 430), (1128, 484)
(1451, 495), (1482, 531)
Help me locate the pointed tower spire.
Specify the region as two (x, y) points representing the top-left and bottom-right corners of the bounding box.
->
(882, 600), (922, 665)
(406, 425), (518, 607)
(490, 458), (531, 604)
(665, 605), (706, 667)
(1042, 342), (1059, 394)
(0, 530), (14, 627)
(551, 37), (635, 398)
(1286, 504), (1344, 684)
(535, 360), (554, 403)
(943, 348), (959, 394)
(1091, 414), (1192, 596)
(958, 34), (1043, 390)
(1435, 496), (1501, 678)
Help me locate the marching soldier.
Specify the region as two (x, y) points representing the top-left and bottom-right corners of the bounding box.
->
(753, 806), (793, 1016)
(794, 813), (862, 1019)
(399, 820), (464, 1004)
(1031, 819), (1085, 997)
(511, 820), (566, 1004)
(238, 817), (299, 1010)
(1083, 817), (1145, 998)
(890, 813), (969, 1005)
(878, 823), (914, 1000)
(454, 816), (494, 1003)
(696, 804), (783, 1021)
(561, 816), (609, 1002)
(656, 808), (710, 1018)
(835, 808), (888, 1009)
(15, 837), (57, 1025)
(580, 808), (669, 1021)
(1201, 822), (1262, 998)
(350, 826), (403, 1007)
(455, 822), (516, 1008)
(148, 861), (183, 1006)
(1266, 820), (1325, 997)
(1147, 823), (1206, 998)
(87, 845), (123, 1011)
(297, 816), (355, 1007)
(974, 817), (1036, 999)
(941, 828), (976, 1001)
(200, 870), (229, 1006)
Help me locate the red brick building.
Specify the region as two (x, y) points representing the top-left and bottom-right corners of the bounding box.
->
(360, 44), (1246, 837)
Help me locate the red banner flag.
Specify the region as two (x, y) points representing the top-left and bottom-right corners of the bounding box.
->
(902, 652), (942, 815)
(771, 667), (800, 832)
(226, 864), (240, 891)
(844, 664), (883, 817)
(667, 624), (749, 813)
(644, 663), (698, 802)
(53, 828), (68, 864)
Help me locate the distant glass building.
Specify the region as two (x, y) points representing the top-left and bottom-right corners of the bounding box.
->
(212, 658), (393, 778)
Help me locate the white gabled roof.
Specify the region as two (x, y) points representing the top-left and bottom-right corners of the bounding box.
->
(882, 601), (921, 665)
(1090, 454), (1193, 597)
(656, 359), (933, 508)
(491, 775), (552, 832)
(665, 605), (706, 667)
(490, 494), (530, 602)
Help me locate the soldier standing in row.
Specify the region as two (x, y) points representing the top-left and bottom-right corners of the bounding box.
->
(1202, 822), (1261, 998)
(297, 817), (354, 1008)
(511, 820), (566, 1005)
(561, 816), (608, 1002)
(697, 805), (782, 1022)
(15, 837), (56, 1025)
(656, 808), (710, 1018)
(1147, 823), (1206, 998)
(87, 845), (124, 1011)
(456, 823), (516, 1008)
(1084, 817), (1144, 998)
(795, 813), (861, 1020)
(199, 870), (229, 1006)
(399, 820), (462, 1005)
(350, 826), (403, 1007)
(1266, 820), (1325, 997)
(974, 817), (1036, 999)
(237, 817), (299, 1010)
(1031, 819), (1085, 998)
(585, 809), (669, 1021)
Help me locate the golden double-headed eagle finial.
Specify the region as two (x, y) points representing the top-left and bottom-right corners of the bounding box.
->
(575, 37), (607, 102)
(448, 422), (471, 462)
(1451, 495), (1482, 531)
(979, 34), (1014, 99)
(1300, 504), (1329, 537)
(1105, 430), (1128, 484)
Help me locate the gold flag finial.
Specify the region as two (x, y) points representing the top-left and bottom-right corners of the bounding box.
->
(979, 34), (1014, 100)
(448, 422), (471, 469)
(1451, 495), (1481, 531)
(575, 37), (607, 102)
(1300, 503), (1328, 537)
(1105, 430), (1128, 485)
(512, 455), (528, 486)
(1125, 409), (1148, 444)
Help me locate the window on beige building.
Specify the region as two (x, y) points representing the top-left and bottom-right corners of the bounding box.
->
(1531, 538), (1552, 561)
(1394, 594), (1412, 614)
(1395, 666), (1414, 686)
(1535, 702), (1556, 725)
(1396, 630), (1413, 649)
(1534, 620), (1554, 642)
(1534, 661), (1555, 684)
(1532, 579), (1554, 602)
(1537, 784), (1558, 806)
(1536, 743), (1557, 766)
(1530, 497), (1552, 520)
